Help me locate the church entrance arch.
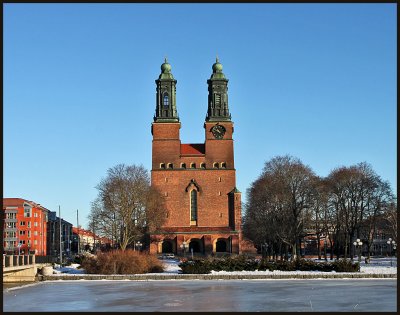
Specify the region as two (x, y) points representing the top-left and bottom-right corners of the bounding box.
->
(216, 238), (228, 252)
(162, 239), (174, 254)
(189, 238), (203, 254)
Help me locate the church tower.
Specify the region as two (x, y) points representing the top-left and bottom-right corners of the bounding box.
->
(151, 59), (181, 172)
(154, 58), (179, 122)
(150, 58), (242, 256)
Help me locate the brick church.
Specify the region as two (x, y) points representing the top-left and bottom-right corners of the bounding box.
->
(149, 58), (243, 256)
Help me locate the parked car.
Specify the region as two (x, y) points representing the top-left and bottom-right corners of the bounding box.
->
(159, 253), (175, 260)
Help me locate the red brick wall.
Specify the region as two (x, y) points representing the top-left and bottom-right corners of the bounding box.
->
(152, 169), (236, 228)
(150, 121), (243, 255)
(204, 122), (235, 168)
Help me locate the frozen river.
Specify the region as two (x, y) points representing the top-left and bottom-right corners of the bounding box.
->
(3, 279), (396, 312)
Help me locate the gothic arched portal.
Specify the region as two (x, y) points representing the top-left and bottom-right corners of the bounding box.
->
(216, 239), (227, 252)
(162, 240), (174, 253)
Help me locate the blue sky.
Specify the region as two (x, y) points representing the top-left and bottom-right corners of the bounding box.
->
(4, 3), (397, 229)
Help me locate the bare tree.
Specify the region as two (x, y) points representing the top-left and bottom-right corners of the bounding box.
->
(384, 201), (398, 241)
(327, 162), (395, 259)
(311, 177), (330, 260)
(243, 155), (316, 260)
(360, 178), (394, 261)
(90, 164), (166, 251)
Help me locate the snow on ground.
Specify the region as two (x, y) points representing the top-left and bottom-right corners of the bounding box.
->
(53, 263), (85, 274)
(52, 257), (397, 276)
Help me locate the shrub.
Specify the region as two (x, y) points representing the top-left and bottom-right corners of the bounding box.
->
(331, 259), (360, 272)
(178, 256), (361, 274)
(81, 250), (164, 274)
(294, 259), (318, 271)
(179, 259), (212, 274)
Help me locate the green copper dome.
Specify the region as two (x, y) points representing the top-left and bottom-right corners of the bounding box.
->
(161, 58), (172, 73)
(212, 57), (223, 72)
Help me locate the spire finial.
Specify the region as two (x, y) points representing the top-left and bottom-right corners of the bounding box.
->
(216, 54), (219, 63)
(164, 56), (168, 63)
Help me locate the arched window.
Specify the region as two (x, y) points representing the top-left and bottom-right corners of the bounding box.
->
(160, 163), (165, 169)
(181, 163), (186, 169)
(190, 163), (196, 169)
(220, 162), (226, 169)
(167, 163), (173, 169)
(200, 162), (206, 169)
(163, 93), (169, 107)
(213, 162), (219, 169)
(190, 190), (198, 223)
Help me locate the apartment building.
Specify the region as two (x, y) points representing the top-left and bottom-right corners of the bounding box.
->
(3, 198), (49, 255)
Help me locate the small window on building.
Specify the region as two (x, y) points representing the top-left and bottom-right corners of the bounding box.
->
(6, 212), (17, 219)
(181, 163), (186, 169)
(213, 162), (219, 169)
(34, 222), (38, 227)
(27, 222), (31, 228)
(34, 240), (38, 245)
(7, 222), (17, 228)
(34, 212), (38, 218)
(27, 231), (31, 237)
(190, 163), (196, 169)
(163, 93), (169, 107)
(34, 231), (38, 236)
(200, 163), (206, 169)
(20, 221), (26, 226)
(19, 230), (26, 235)
(24, 205), (31, 218)
(220, 162), (226, 168)
(160, 163), (166, 169)
(165, 192), (168, 197)
(167, 163), (173, 169)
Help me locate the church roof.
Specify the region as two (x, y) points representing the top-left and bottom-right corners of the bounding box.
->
(181, 143), (205, 155)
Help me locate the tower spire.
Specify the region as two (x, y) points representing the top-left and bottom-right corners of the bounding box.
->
(206, 57), (231, 121)
(154, 58), (179, 122)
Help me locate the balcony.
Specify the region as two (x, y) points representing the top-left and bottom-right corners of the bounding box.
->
(4, 237), (18, 241)
(4, 218), (18, 223)
(4, 227), (18, 232)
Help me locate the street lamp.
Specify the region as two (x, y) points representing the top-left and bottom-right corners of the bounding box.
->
(135, 241), (142, 252)
(386, 238), (397, 267)
(353, 239), (363, 263)
(180, 241), (188, 257)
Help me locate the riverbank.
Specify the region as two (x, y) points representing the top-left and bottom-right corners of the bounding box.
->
(38, 272), (396, 281)
(38, 256), (397, 281)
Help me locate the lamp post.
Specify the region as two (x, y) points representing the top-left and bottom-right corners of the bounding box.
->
(180, 241), (188, 258)
(353, 239), (363, 263)
(135, 241), (142, 252)
(386, 238), (397, 267)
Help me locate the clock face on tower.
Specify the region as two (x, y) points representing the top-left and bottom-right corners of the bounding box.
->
(211, 124), (226, 139)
